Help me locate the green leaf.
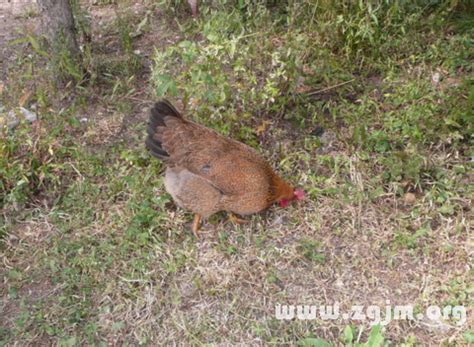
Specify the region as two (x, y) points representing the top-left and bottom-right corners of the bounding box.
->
(343, 325), (354, 344)
(155, 75), (177, 97)
(58, 336), (78, 347)
(132, 16), (148, 37)
(27, 34), (49, 58)
(463, 331), (474, 343)
(206, 33), (219, 42)
(112, 321), (125, 331)
(8, 36), (30, 46)
(366, 325), (384, 347)
(438, 204), (454, 215)
(178, 40), (193, 49)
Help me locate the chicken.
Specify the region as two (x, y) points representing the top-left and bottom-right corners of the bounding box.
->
(146, 100), (304, 236)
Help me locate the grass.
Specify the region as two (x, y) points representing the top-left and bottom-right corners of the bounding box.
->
(1, 0), (473, 345)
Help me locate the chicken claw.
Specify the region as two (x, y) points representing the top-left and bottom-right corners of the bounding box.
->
(227, 213), (248, 226)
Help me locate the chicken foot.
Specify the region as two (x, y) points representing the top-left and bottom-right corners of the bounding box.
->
(192, 214), (201, 237)
(227, 213), (248, 226)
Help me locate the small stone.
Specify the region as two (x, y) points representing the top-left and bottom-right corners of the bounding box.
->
(19, 107), (37, 122)
(272, 215), (284, 226)
(404, 192), (416, 204)
(4, 110), (19, 129)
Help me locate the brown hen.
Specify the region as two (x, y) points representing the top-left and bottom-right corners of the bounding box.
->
(146, 100), (304, 235)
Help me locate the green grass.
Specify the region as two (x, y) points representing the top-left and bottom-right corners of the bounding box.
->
(1, 0), (473, 345)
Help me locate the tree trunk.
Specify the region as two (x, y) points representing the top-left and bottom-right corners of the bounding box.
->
(37, 0), (80, 59)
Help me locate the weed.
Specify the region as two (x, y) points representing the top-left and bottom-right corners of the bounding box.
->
(297, 238), (326, 263)
(1, 0), (472, 345)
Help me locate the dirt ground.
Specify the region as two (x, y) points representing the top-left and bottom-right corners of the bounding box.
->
(1, 1), (472, 346)
(1, 2), (31, 65)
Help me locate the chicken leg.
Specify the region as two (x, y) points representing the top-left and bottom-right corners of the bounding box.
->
(192, 214), (201, 237)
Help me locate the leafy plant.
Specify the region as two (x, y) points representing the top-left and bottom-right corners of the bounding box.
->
(344, 325), (385, 347)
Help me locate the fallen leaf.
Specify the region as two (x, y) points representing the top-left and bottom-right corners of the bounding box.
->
(255, 120), (272, 136)
(19, 89), (32, 107)
(302, 65), (313, 75)
(296, 84), (312, 93)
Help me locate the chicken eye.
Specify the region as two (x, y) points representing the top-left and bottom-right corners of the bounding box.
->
(201, 163), (211, 173)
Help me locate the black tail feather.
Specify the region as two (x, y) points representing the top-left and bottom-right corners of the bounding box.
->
(152, 99), (181, 120)
(145, 137), (168, 160)
(146, 99), (182, 160)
